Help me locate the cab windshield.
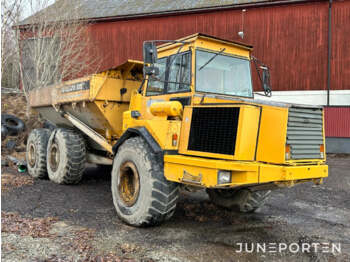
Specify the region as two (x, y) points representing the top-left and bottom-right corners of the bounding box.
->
(195, 50), (253, 98)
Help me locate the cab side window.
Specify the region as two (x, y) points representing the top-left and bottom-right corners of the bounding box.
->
(146, 57), (167, 96)
(167, 52), (191, 93)
(146, 52), (191, 96)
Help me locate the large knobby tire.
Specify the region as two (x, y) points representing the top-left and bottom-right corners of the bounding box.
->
(112, 137), (179, 227)
(47, 128), (86, 184)
(26, 128), (51, 179)
(207, 188), (271, 213)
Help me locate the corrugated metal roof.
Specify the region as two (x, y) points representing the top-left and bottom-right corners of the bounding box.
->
(18, 0), (296, 26)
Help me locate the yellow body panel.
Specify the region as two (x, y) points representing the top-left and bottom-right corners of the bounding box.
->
(52, 77), (91, 105)
(164, 154), (328, 188)
(234, 106), (261, 160)
(90, 77), (140, 102)
(122, 111), (182, 150)
(256, 106), (288, 164)
(178, 107), (193, 153)
(94, 101), (129, 138)
(194, 39), (250, 59)
(259, 164), (328, 183)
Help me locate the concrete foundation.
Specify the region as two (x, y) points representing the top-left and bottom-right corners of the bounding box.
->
(326, 137), (350, 154)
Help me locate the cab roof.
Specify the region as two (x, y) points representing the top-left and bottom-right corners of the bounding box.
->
(157, 33), (253, 51)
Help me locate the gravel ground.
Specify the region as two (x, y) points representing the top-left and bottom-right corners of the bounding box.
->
(1, 155), (350, 261)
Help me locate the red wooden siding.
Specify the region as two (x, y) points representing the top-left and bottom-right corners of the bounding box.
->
(331, 1), (350, 91)
(86, 1), (342, 92)
(325, 107), (350, 137)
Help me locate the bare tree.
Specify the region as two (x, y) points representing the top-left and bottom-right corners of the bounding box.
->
(1, 0), (24, 89)
(17, 0), (101, 93)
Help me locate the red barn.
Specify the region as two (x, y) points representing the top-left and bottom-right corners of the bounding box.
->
(18, 0), (350, 153)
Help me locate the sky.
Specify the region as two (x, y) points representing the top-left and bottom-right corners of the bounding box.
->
(21, 0), (55, 20)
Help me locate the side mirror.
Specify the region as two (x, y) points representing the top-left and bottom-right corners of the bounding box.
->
(252, 56), (272, 97)
(143, 66), (159, 76)
(143, 42), (158, 65)
(261, 66), (272, 97)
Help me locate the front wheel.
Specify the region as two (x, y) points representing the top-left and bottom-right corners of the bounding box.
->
(207, 188), (271, 213)
(111, 137), (179, 227)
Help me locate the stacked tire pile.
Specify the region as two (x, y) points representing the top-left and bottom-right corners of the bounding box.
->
(1, 114), (25, 140)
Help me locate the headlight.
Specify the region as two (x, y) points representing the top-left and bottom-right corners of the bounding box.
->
(218, 170), (231, 184)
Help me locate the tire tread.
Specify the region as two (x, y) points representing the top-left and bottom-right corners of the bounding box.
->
(112, 137), (179, 226)
(47, 128), (86, 184)
(26, 128), (51, 179)
(207, 188), (271, 213)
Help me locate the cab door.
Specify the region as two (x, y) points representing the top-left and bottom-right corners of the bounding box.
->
(142, 51), (193, 119)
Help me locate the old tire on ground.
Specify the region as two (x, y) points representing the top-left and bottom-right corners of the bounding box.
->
(111, 137), (179, 227)
(1, 125), (8, 140)
(47, 128), (86, 184)
(1, 114), (25, 136)
(206, 188), (271, 213)
(26, 128), (51, 179)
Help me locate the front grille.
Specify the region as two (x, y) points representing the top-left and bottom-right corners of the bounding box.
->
(188, 107), (239, 155)
(287, 107), (324, 159)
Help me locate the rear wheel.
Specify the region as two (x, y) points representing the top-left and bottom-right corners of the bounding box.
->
(26, 128), (51, 178)
(47, 128), (86, 184)
(207, 188), (271, 213)
(111, 137), (179, 226)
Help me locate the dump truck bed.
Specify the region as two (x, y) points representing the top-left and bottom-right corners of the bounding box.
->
(28, 60), (143, 141)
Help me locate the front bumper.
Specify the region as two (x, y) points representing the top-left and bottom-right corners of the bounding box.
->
(164, 155), (328, 188)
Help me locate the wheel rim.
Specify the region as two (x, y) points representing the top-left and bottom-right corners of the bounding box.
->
(118, 161), (140, 207)
(49, 143), (60, 172)
(28, 143), (36, 167)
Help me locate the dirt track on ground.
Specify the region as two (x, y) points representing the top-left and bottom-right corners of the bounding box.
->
(1, 155), (350, 261)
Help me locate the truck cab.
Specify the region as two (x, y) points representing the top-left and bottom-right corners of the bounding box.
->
(122, 33), (327, 188)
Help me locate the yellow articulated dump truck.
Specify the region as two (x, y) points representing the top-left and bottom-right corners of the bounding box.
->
(27, 33), (328, 226)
